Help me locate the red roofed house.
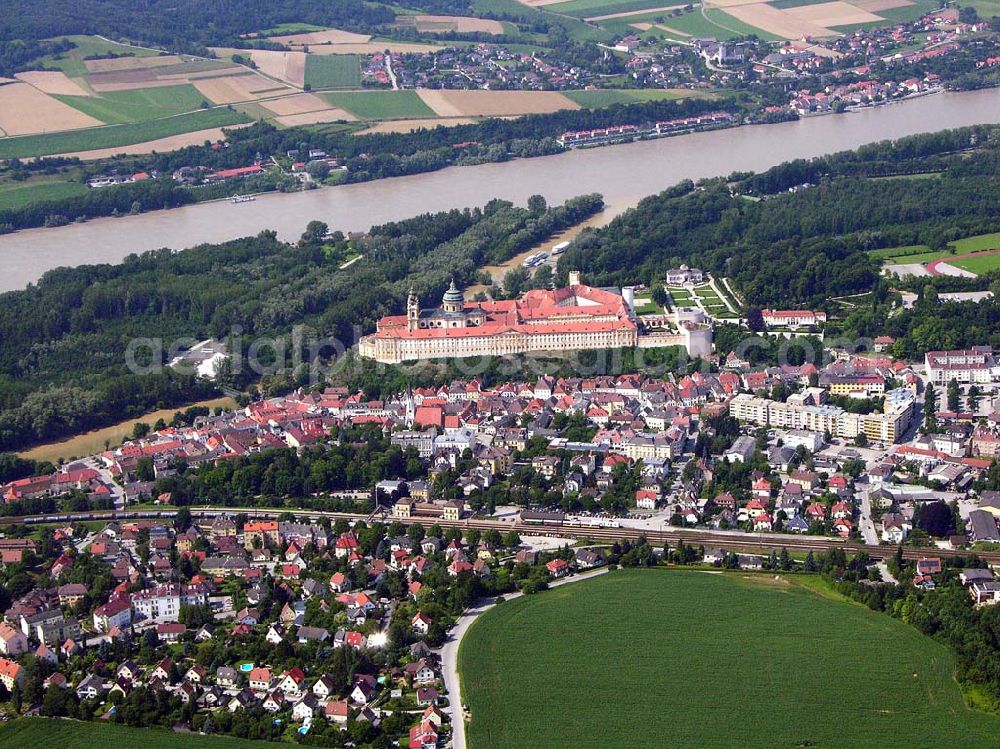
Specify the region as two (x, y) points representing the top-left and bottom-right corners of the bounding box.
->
(409, 720), (438, 749)
(546, 558), (570, 578)
(412, 612), (432, 635)
(248, 667), (271, 692)
(0, 657), (23, 691)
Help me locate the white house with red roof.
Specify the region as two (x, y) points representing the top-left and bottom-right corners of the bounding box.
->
(412, 612), (432, 635)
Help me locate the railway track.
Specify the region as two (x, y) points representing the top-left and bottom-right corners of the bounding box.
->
(4, 506), (993, 565)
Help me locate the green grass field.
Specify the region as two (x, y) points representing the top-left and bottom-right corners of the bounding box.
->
(563, 88), (706, 108)
(648, 8), (782, 40)
(667, 287), (695, 304)
(870, 171), (942, 181)
(957, 0), (1000, 16)
(544, 0), (685, 18)
(259, 22), (327, 35)
(0, 108), (251, 159)
(304, 55), (362, 89)
(0, 179), (88, 211)
(0, 717), (280, 749)
(872, 231), (1000, 267)
(633, 300), (665, 314)
(869, 243), (933, 259)
(322, 90), (436, 119)
(951, 252), (1000, 275)
(878, 0), (940, 21)
(39, 35), (159, 77)
(704, 7), (785, 39)
(950, 231), (1000, 253)
(460, 570), (1000, 749)
(55, 85), (210, 125)
(473, 0), (615, 41)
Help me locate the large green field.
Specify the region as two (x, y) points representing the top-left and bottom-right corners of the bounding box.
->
(950, 231), (1000, 253)
(869, 243), (932, 259)
(322, 90), (436, 119)
(563, 88), (709, 108)
(957, 0), (1000, 16)
(878, 0), (941, 21)
(472, 0), (615, 41)
(543, 0), (684, 19)
(0, 718), (281, 749)
(55, 84), (211, 124)
(0, 179), (88, 211)
(951, 251), (1000, 275)
(646, 8), (782, 40)
(39, 35), (159, 77)
(872, 231), (1000, 268)
(258, 22), (327, 35)
(460, 570), (1000, 749)
(0, 108), (251, 160)
(304, 54), (362, 89)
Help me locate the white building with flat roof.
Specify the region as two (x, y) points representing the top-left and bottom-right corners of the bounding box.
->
(925, 348), (999, 385)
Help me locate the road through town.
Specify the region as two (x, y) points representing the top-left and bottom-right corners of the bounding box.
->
(439, 567), (609, 749)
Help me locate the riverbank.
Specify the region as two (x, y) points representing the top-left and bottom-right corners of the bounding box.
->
(2, 87), (999, 292)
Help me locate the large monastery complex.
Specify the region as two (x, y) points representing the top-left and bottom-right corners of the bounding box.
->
(359, 272), (712, 363)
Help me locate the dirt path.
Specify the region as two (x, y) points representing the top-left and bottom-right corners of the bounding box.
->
(467, 197), (637, 295)
(587, 4), (686, 20)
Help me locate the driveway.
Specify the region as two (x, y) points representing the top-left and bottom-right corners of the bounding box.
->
(439, 567), (608, 749)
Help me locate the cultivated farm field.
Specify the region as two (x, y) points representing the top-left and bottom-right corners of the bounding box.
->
(0, 108), (250, 160)
(323, 90), (437, 119)
(54, 84), (211, 124)
(460, 569), (1000, 749)
(417, 88), (580, 116)
(542, 0), (683, 18)
(0, 179), (89, 211)
(563, 88), (709, 107)
(0, 718), (279, 749)
(304, 54), (362, 89)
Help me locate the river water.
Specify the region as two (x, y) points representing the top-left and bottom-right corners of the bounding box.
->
(2, 88), (1000, 292)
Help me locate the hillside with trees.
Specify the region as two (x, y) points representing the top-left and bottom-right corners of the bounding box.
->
(0, 0), (393, 52)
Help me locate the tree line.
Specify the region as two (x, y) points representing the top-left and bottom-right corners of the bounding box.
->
(0, 0), (394, 52)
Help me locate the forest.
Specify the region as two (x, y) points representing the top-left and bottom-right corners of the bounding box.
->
(0, 0), (393, 53)
(0, 194), (604, 451)
(0, 37), (74, 78)
(559, 125), (1000, 314)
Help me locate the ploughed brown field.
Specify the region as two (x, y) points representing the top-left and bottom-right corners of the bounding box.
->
(0, 81), (102, 135)
(13, 71), (90, 96)
(417, 89), (580, 117)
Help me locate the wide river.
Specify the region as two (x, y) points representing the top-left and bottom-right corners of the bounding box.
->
(3, 88), (1000, 292)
